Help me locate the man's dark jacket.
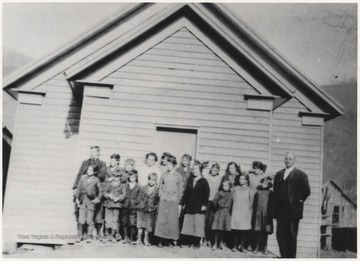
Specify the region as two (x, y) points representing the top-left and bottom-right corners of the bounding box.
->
(73, 158), (107, 189)
(273, 167), (311, 219)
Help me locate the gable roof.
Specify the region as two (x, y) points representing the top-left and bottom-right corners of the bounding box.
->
(3, 3), (344, 120)
(324, 180), (357, 208)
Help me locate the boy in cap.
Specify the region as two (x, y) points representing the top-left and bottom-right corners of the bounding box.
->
(103, 168), (127, 243)
(75, 165), (103, 243)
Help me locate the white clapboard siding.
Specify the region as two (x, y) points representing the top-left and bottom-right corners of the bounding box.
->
(267, 99), (322, 258)
(3, 79), (81, 245)
(77, 27), (269, 175)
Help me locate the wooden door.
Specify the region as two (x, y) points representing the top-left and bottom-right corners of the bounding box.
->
(154, 127), (197, 166)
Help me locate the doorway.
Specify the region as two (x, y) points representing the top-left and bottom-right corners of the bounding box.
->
(154, 126), (198, 164)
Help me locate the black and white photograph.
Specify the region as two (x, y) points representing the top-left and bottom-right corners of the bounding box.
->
(2, 2), (357, 258)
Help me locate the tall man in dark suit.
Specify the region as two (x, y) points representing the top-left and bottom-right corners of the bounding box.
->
(273, 152), (311, 258)
(73, 146), (107, 232)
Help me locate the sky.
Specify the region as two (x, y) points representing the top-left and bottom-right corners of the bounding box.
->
(2, 2), (357, 87)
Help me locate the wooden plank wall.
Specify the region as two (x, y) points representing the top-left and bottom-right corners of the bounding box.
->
(79, 28), (268, 173)
(3, 76), (81, 245)
(325, 183), (357, 228)
(268, 99), (322, 257)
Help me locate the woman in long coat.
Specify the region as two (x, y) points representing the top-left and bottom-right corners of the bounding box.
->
(180, 161), (210, 248)
(154, 155), (183, 247)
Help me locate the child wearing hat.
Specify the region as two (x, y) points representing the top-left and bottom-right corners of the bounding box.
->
(136, 172), (160, 246)
(154, 154), (183, 248)
(103, 168), (127, 243)
(75, 165), (103, 243)
(180, 160), (210, 249)
(251, 176), (274, 255)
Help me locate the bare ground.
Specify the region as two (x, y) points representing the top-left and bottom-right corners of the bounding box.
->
(3, 241), (276, 258)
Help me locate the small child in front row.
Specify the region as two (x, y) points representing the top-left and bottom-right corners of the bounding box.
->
(251, 177), (274, 255)
(231, 173), (252, 252)
(125, 171), (141, 244)
(211, 179), (233, 250)
(75, 165), (102, 243)
(102, 168), (127, 243)
(136, 172), (159, 246)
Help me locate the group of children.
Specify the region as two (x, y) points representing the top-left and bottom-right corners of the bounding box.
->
(73, 149), (273, 255)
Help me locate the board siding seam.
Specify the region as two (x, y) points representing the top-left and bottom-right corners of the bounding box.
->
(85, 100), (268, 119)
(83, 110), (270, 129)
(119, 68), (244, 84)
(268, 110), (273, 173)
(318, 125), (324, 257)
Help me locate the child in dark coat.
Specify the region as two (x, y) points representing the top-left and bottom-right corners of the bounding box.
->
(136, 172), (159, 246)
(251, 177), (274, 255)
(211, 179), (233, 250)
(75, 165), (102, 243)
(103, 168), (127, 243)
(180, 161), (210, 249)
(125, 171), (141, 244)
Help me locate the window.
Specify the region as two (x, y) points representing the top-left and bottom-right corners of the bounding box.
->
(332, 206), (339, 224)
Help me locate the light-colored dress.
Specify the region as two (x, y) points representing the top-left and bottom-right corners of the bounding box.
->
(231, 185), (252, 230)
(154, 170), (183, 240)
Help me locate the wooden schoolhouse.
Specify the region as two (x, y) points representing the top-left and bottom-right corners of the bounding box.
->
(3, 3), (344, 257)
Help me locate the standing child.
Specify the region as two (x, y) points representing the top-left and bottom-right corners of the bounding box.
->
(95, 153), (122, 240)
(123, 171), (141, 244)
(180, 161), (210, 249)
(252, 177), (274, 255)
(75, 165), (102, 243)
(138, 152), (162, 186)
(247, 161), (267, 251)
(203, 163), (222, 247)
(106, 154), (122, 179)
(122, 158), (136, 185)
(136, 172), (160, 246)
(154, 154), (183, 248)
(211, 179), (233, 251)
(103, 168), (127, 243)
(231, 174), (252, 252)
(219, 162), (241, 188)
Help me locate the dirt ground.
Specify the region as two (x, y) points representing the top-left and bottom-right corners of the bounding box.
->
(4, 241), (276, 258)
(320, 249), (357, 258)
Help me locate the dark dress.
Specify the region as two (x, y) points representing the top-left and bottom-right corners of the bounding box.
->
(211, 190), (233, 231)
(252, 187), (274, 233)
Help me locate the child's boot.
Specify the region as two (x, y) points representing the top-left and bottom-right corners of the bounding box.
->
(135, 229), (142, 245)
(95, 223), (102, 240)
(111, 229), (117, 243)
(87, 223), (94, 243)
(253, 244), (259, 254)
(261, 246), (268, 255)
(122, 227), (130, 244)
(115, 224), (122, 241)
(76, 224), (83, 243)
(144, 231), (150, 246)
(129, 227), (137, 245)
